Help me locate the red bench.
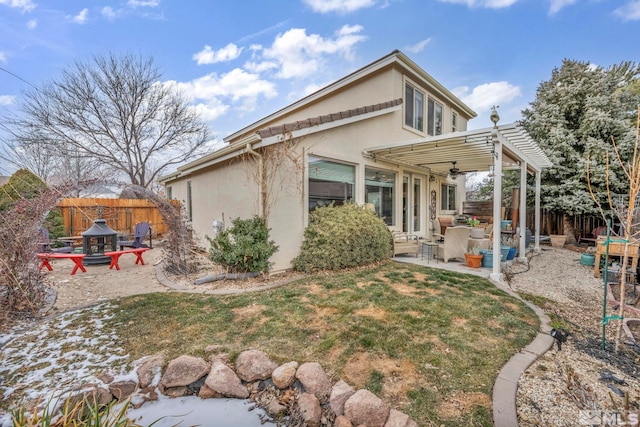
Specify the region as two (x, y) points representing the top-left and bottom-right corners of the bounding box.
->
(37, 253), (87, 275)
(103, 248), (150, 271)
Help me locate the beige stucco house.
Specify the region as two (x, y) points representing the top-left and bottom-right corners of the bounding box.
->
(159, 50), (551, 276)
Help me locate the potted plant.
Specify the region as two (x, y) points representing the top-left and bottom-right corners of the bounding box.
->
(467, 216), (485, 239)
(464, 246), (483, 268)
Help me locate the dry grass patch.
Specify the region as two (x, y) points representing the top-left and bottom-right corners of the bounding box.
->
(342, 352), (419, 403)
(437, 391), (492, 420)
(354, 306), (387, 320)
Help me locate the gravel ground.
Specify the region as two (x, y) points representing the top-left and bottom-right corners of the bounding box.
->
(507, 246), (640, 426)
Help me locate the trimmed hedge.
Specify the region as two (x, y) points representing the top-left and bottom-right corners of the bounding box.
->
(293, 203), (392, 273)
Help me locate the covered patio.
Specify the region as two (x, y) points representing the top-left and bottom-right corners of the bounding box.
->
(364, 117), (553, 280)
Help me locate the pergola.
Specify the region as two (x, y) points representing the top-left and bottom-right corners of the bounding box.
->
(364, 121), (553, 280)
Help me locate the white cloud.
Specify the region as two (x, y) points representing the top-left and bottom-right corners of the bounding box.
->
(436, 0), (520, 9)
(614, 1), (640, 21)
(193, 43), (243, 65)
(453, 81), (522, 114)
(0, 51), (6, 63)
(127, 0), (160, 7)
(167, 68), (277, 119)
(0, 0), (36, 13)
(26, 18), (37, 28)
(101, 6), (118, 21)
(405, 38), (433, 54)
(259, 25), (367, 79)
(70, 8), (88, 24)
(303, 0), (376, 14)
(0, 95), (16, 105)
(548, 0), (577, 15)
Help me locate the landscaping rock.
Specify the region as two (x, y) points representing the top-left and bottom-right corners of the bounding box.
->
(296, 362), (332, 402)
(384, 409), (417, 427)
(137, 353), (164, 388)
(205, 359), (249, 398)
(298, 392), (322, 427)
(272, 361), (299, 389)
(108, 380), (137, 400)
(235, 349), (278, 382)
(334, 415), (353, 427)
(159, 355), (208, 390)
(164, 385), (188, 398)
(266, 399), (287, 416)
(198, 383), (222, 399)
(344, 389), (390, 427)
(330, 379), (356, 416)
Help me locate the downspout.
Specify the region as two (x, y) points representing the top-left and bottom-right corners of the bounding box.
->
(246, 143), (266, 219)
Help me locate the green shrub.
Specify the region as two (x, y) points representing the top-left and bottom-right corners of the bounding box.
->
(207, 216), (278, 273)
(293, 203), (392, 273)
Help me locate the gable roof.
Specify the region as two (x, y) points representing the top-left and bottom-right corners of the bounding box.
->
(160, 50), (478, 183)
(225, 50), (476, 144)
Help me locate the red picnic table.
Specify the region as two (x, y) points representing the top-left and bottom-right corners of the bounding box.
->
(37, 253), (87, 275)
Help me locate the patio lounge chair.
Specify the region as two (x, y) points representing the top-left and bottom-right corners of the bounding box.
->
(119, 222), (152, 250)
(437, 226), (471, 263)
(37, 227), (73, 253)
(392, 231), (420, 257)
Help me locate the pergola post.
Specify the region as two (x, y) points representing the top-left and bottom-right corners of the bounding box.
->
(518, 161), (527, 262)
(491, 127), (503, 281)
(534, 171), (542, 252)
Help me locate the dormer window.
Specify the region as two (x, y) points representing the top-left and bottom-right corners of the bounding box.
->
(405, 83), (424, 132)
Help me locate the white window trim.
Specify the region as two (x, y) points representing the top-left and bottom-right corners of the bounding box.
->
(402, 77), (426, 136)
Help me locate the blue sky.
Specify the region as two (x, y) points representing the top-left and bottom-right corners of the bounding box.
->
(0, 0), (638, 152)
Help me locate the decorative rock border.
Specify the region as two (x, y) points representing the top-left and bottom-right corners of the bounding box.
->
(68, 349), (418, 427)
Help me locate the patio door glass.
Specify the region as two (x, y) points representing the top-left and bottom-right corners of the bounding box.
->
(402, 174), (424, 234)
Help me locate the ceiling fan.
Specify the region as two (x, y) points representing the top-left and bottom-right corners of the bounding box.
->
(448, 161), (476, 179)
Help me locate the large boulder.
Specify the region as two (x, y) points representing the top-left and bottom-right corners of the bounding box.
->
(204, 359), (249, 398)
(298, 392), (322, 427)
(137, 353), (165, 389)
(295, 362), (332, 403)
(344, 389), (390, 427)
(272, 361), (299, 389)
(384, 409), (418, 427)
(235, 349), (277, 382)
(330, 380), (356, 416)
(160, 355), (209, 389)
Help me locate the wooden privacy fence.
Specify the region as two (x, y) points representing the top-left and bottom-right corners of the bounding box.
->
(464, 200), (606, 239)
(56, 198), (180, 237)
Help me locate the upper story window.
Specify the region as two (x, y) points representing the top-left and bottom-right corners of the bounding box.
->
(452, 112), (457, 132)
(427, 98), (443, 136)
(404, 83), (424, 132)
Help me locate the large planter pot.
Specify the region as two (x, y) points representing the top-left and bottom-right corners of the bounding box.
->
(465, 253), (483, 268)
(580, 253), (595, 266)
(550, 234), (566, 248)
(480, 250), (492, 268)
(500, 246), (510, 262)
(470, 227), (485, 239)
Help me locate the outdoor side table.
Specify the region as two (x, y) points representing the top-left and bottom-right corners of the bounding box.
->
(422, 242), (439, 263)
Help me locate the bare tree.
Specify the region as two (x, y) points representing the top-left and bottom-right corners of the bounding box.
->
(4, 53), (211, 189)
(587, 106), (640, 353)
(240, 132), (305, 221)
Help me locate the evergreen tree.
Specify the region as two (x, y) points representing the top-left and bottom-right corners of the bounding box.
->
(521, 59), (640, 241)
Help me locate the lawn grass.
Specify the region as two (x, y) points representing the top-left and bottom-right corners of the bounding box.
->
(106, 261), (539, 426)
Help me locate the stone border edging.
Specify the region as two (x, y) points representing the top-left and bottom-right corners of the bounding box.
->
(489, 279), (554, 427)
